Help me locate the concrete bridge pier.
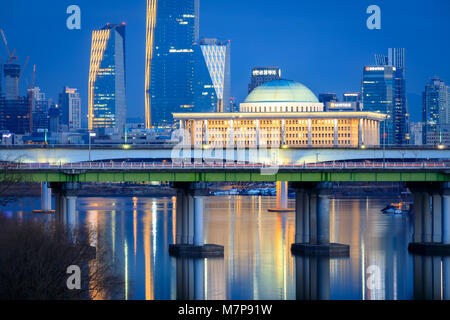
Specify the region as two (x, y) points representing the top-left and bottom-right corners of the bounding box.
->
(291, 182), (350, 257)
(408, 182), (450, 255)
(169, 182), (224, 258)
(50, 183), (80, 235)
(32, 182), (55, 214)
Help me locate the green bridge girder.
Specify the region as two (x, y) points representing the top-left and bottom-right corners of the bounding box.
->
(6, 170), (450, 183)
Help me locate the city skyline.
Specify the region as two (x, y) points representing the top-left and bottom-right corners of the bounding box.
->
(0, 0), (449, 125)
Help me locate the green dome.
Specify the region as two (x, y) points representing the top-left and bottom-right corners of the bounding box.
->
(245, 79), (319, 103)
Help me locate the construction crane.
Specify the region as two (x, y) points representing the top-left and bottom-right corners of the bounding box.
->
(0, 28), (18, 63)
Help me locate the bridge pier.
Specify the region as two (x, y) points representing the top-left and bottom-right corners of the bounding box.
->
(50, 183), (80, 235)
(291, 183), (350, 257)
(32, 182), (54, 214)
(408, 182), (450, 255)
(169, 182), (224, 258)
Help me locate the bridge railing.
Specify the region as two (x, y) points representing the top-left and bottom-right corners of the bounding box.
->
(2, 161), (450, 170)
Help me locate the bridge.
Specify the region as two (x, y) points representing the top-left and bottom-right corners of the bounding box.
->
(1, 146), (449, 258)
(0, 145), (449, 165)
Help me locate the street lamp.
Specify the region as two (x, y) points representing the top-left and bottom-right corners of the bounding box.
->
(89, 132), (96, 162)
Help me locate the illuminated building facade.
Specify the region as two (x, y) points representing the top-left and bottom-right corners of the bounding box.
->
(248, 67), (281, 94)
(422, 77), (449, 145)
(174, 80), (385, 148)
(362, 66), (396, 145)
(343, 92), (361, 102)
(59, 87), (81, 130)
(88, 23), (127, 134)
(194, 38), (231, 113)
(374, 48), (409, 145)
(146, 0), (200, 128)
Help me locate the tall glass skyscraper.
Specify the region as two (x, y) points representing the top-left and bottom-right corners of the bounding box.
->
(88, 23), (127, 134)
(374, 48), (409, 145)
(146, 0), (200, 128)
(362, 66), (396, 145)
(194, 38), (231, 113)
(423, 77), (449, 144)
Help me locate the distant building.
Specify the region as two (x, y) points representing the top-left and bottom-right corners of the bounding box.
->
(319, 93), (338, 104)
(362, 66), (396, 145)
(0, 97), (30, 134)
(343, 92), (361, 102)
(422, 77), (449, 145)
(29, 87), (49, 133)
(248, 67), (281, 94)
(324, 102), (361, 112)
(59, 87), (81, 131)
(88, 23), (127, 134)
(3, 63), (20, 101)
(374, 48), (409, 145)
(409, 122), (423, 145)
(48, 104), (61, 133)
(146, 0), (200, 128)
(175, 80), (386, 148)
(194, 38), (231, 113)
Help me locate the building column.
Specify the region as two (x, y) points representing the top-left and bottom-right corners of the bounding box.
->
(308, 119), (312, 147)
(169, 183), (224, 258)
(333, 119), (338, 147)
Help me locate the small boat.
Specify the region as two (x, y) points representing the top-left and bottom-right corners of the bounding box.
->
(381, 202), (409, 215)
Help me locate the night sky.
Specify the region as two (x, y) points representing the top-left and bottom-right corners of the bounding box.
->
(1, 0), (449, 124)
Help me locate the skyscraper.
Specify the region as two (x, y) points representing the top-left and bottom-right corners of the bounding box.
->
(248, 67), (281, 94)
(343, 93), (361, 102)
(59, 87), (81, 131)
(88, 23), (127, 133)
(318, 93), (338, 104)
(422, 77), (449, 145)
(146, 0), (200, 128)
(362, 66), (396, 145)
(3, 63), (20, 101)
(374, 48), (409, 145)
(194, 38), (231, 113)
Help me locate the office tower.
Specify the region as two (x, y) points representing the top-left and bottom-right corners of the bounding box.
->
(3, 63), (20, 101)
(374, 48), (409, 144)
(0, 97), (30, 134)
(146, 0), (200, 128)
(248, 67), (281, 94)
(59, 87), (81, 130)
(29, 87), (49, 133)
(362, 66), (396, 145)
(88, 23), (127, 133)
(422, 77), (449, 145)
(343, 92), (361, 102)
(194, 38), (231, 113)
(318, 93), (338, 104)
(48, 104), (61, 133)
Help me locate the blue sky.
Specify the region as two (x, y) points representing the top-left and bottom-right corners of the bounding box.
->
(1, 0), (449, 122)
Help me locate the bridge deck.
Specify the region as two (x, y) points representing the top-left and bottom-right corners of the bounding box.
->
(3, 162), (450, 183)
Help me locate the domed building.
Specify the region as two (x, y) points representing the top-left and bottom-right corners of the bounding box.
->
(174, 79), (386, 148)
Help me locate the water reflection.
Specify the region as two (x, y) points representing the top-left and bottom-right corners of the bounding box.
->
(1, 195), (449, 300)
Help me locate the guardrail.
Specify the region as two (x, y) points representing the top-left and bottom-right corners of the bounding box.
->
(2, 162), (450, 170)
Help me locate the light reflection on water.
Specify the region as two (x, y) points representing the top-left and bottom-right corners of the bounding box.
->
(2, 195), (449, 300)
